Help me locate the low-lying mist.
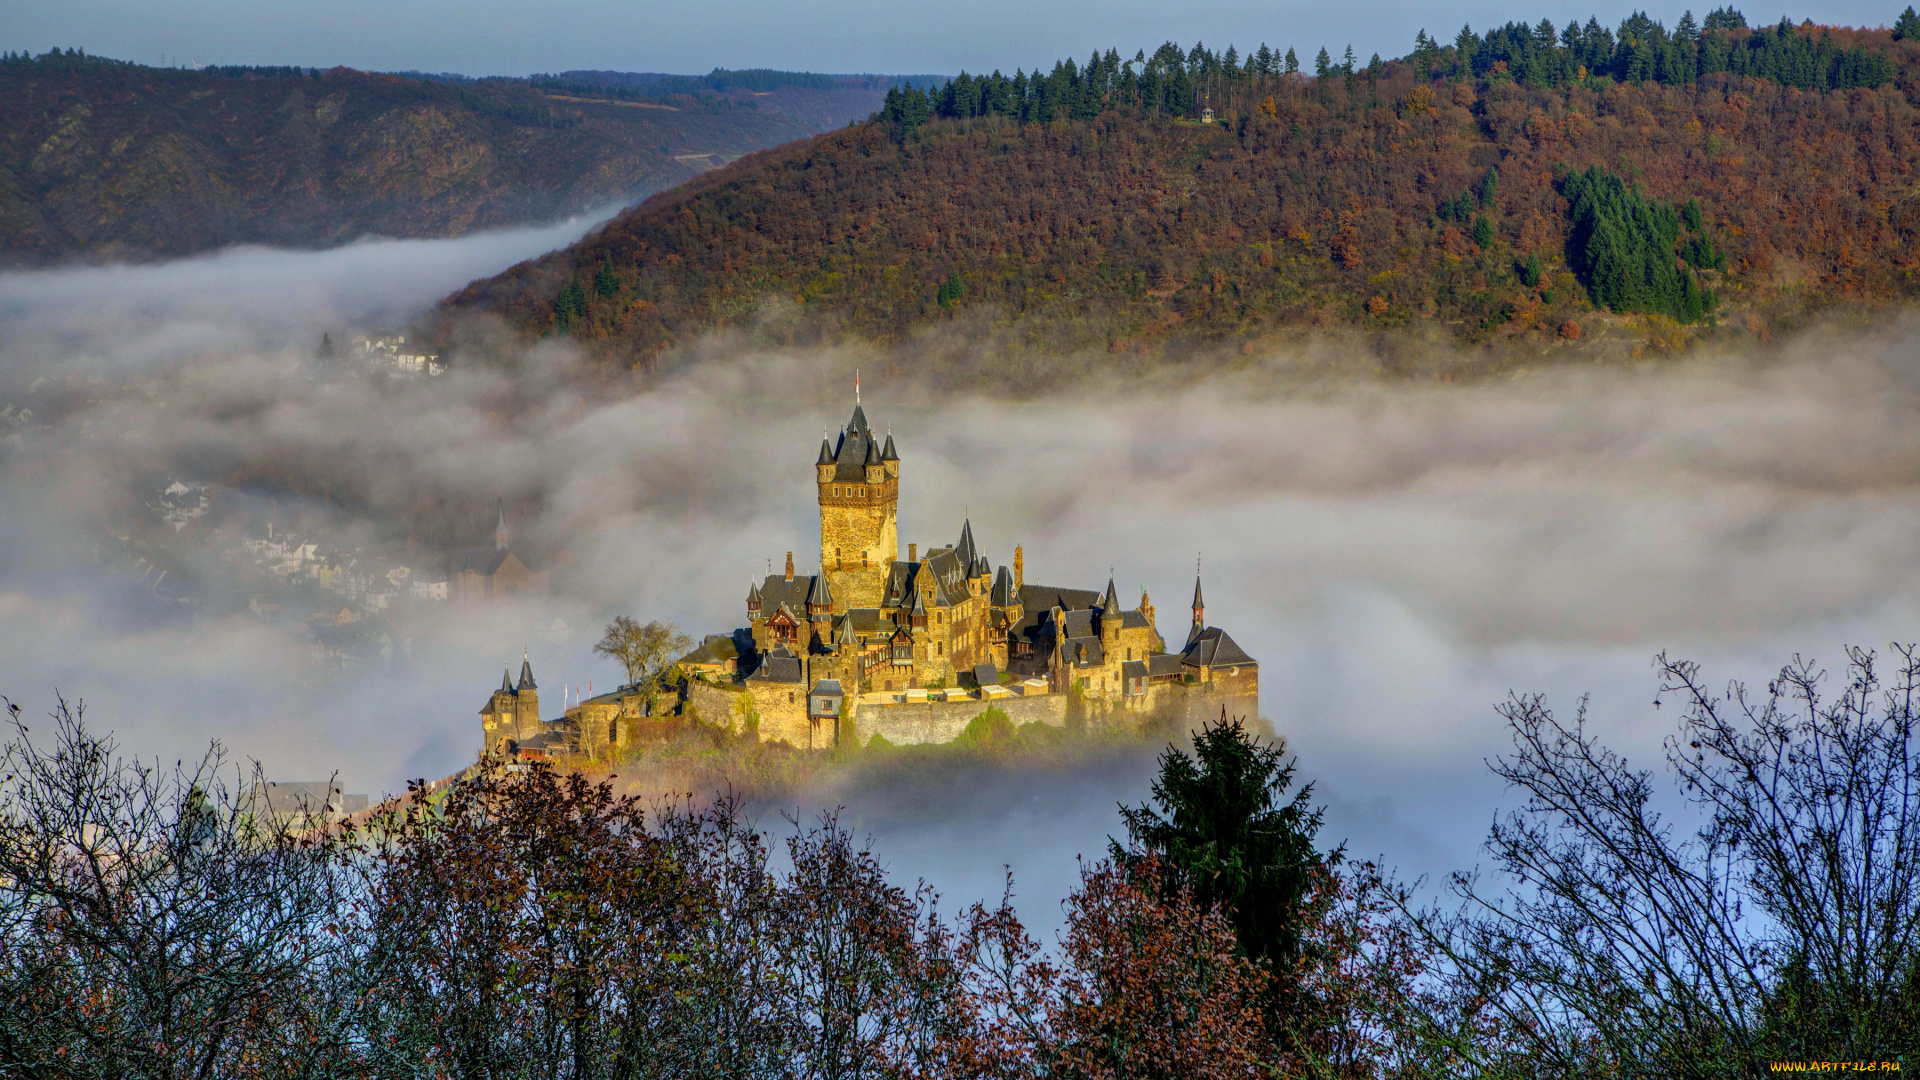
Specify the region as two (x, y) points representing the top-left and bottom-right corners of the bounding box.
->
(3, 221), (1919, 922)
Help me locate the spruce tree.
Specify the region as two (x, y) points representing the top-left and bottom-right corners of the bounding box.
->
(1284, 47), (1299, 74)
(1897, 6), (1920, 40)
(1314, 47), (1331, 77)
(1473, 215), (1495, 248)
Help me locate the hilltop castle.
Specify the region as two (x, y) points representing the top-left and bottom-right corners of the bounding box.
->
(483, 397), (1257, 756)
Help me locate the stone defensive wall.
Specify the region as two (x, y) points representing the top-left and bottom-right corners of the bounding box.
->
(681, 674), (1258, 750)
(851, 693), (1068, 746)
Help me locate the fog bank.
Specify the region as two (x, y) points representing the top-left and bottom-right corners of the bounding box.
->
(3, 226), (1918, 916)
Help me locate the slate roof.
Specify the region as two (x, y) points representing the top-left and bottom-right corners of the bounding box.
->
(748, 645), (804, 683)
(1121, 610), (1152, 629)
(1121, 660), (1148, 680)
(991, 565), (1017, 606)
(973, 663), (999, 686)
(829, 404), (882, 481)
(881, 433), (898, 461)
(806, 574), (834, 607)
(1064, 638), (1105, 666)
(757, 574), (818, 620)
(518, 658), (537, 690)
(810, 679), (844, 696)
(1182, 626), (1257, 668)
(955, 519), (978, 568)
(1192, 575), (1205, 611)
(1146, 653), (1187, 678)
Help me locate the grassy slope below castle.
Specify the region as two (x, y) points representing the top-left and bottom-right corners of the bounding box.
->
(0, 51), (828, 263)
(444, 10), (1920, 370)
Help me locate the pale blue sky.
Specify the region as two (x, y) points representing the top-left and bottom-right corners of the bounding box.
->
(4, 0), (1906, 77)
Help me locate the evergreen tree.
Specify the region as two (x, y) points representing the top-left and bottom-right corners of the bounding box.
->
(1314, 46), (1332, 77)
(1479, 165), (1499, 207)
(1284, 47), (1299, 74)
(1897, 5), (1920, 40)
(1115, 716), (1336, 978)
(316, 332), (335, 359)
(593, 260), (618, 298)
(1520, 251), (1542, 287)
(1704, 5), (1748, 29)
(936, 271), (964, 308)
(1473, 215), (1495, 247)
(553, 281), (587, 331)
(1342, 44), (1357, 74)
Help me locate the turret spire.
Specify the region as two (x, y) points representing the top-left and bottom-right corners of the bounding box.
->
(495, 497), (509, 551)
(1192, 564), (1205, 628)
(518, 652), (537, 690)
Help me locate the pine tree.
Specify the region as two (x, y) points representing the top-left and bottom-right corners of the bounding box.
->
(1520, 251), (1542, 287)
(1342, 44), (1357, 74)
(1284, 47), (1299, 74)
(1314, 47), (1331, 77)
(1473, 215), (1495, 248)
(593, 260), (618, 298)
(1479, 166), (1499, 207)
(1897, 6), (1920, 40)
(936, 272), (964, 308)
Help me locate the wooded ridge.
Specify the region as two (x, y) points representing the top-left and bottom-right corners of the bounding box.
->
(444, 8), (1920, 368)
(0, 50), (826, 262)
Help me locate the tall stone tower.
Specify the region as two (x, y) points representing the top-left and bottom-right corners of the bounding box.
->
(815, 399), (898, 608)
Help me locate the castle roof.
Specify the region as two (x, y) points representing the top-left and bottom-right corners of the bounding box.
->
(451, 546), (516, 576)
(955, 519), (978, 568)
(1147, 653), (1187, 678)
(1182, 626), (1256, 668)
(848, 403), (869, 435)
(817, 438), (833, 465)
(1121, 610), (1153, 629)
(748, 581), (761, 604)
(835, 614), (859, 645)
(991, 565), (1016, 606)
(756, 574), (816, 619)
(747, 645), (804, 683)
(864, 438), (881, 464)
(500, 668), (513, 694)
(1065, 637), (1105, 666)
(1192, 575), (1205, 613)
(806, 573), (834, 608)
(1100, 576), (1121, 612)
(518, 657), (537, 690)
(881, 432), (898, 461)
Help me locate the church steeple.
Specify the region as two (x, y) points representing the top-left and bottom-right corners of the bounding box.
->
(1192, 574), (1205, 628)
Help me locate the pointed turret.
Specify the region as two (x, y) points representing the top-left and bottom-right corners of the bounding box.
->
(864, 437), (881, 464)
(881, 432), (898, 460)
(817, 436), (833, 465)
(848, 403), (870, 436)
(836, 615), (858, 647)
(494, 498), (509, 551)
(806, 573), (834, 611)
(748, 580), (762, 614)
(992, 565), (1015, 605)
(1101, 576), (1121, 612)
(955, 519), (978, 567)
(501, 668), (513, 694)
(1192, 575), (1205, 628)
(518, 656), (537, 690)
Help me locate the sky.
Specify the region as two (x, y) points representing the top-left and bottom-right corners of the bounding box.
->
(6, 0), (1908, 77)
(4, 211), (1920, 925)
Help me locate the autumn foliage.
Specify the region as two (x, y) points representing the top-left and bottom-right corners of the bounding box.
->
(448, 17), (1920, 363)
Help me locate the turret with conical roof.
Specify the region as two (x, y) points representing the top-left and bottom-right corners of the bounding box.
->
(1192, 575), (1205, 628)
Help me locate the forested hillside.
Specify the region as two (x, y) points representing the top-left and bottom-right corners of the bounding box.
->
(447, 7), (1920, 367)
(0, 50), (823, 263)
(536, 68), (947, 130)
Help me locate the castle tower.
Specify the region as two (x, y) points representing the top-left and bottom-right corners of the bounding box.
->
(515, 654), (540, 738)
(817, 400), (898, 608)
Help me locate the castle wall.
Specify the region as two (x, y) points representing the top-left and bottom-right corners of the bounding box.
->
(685, 679), (752, 734)
(851, 693), (1068, 746)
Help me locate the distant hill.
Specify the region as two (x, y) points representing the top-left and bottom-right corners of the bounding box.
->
(444, 10), (1920, 370)
(538, 69), (949, 130)
(0, 50), (830, 263)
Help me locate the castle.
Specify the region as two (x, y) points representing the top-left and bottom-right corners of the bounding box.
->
(482, 397), (1257, 756)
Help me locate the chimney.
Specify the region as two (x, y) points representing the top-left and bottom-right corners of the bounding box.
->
(1013, 545), (1024, 589)
(908, 543), (917, 562)
(784, 552), (794, 580)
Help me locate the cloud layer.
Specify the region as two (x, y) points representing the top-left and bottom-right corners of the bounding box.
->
(3, 226), (1918, 916)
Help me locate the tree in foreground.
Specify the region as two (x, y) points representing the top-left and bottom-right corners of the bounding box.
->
(1421, 646), (1920, 1077)
(0, 698), (364, 1079)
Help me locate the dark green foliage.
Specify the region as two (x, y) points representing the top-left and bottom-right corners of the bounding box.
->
(1704, 6), (1748, 29)
(1473, 215), (1495, 248)
(1520, 252), (1542, 287)
(936, 271), (964, 308)
(1562, 166), (1715, 321)
(1897, 6), (1920, 40)
(1683, 233), (1726, 270)
(553, 280), (587, 331)
(1479, 165), (1499, 208)
(1682, 196), (1704, 232)
(882, 84), (933, 131)
(593, 260), (618, 298)
(1115, 716), (1335, 974)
